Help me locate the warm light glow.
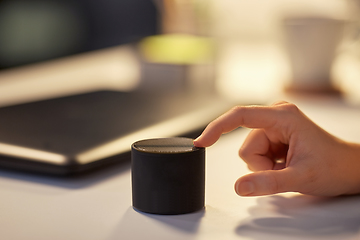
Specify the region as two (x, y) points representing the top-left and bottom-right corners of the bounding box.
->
(333, 52), (360, 104)
(216, 42), (289, 103)
(0, 143), (67, 164)
(0, 45), (140, 107)
(139, 34), (214, 64)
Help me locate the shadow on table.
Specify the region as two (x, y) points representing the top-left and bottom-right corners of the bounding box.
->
(235, 194), (360, 239)
(0, 160), (131, 189)
(109, 207), (205, 240)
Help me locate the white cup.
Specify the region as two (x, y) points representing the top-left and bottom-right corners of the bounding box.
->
(282, 16), (345, 93)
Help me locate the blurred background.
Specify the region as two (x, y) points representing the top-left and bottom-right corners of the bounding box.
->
(0, 0), (360, 104)
(0, 0), (158, 69)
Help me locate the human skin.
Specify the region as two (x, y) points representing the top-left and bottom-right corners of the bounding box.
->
(193, 101), (360, 197)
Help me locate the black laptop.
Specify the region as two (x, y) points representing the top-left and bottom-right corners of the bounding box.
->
(0, 90), (232, 175)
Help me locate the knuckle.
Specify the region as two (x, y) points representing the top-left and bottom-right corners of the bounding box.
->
(273, 103), (301, 128)
(206, 120), (217, 130)
(231, 105), (245, 115)
(231, 105), (247, 125)
(238, 146), (250, 160)
(266, 172), (281, 193)
(277, 103), (300, 114)
(271, 100), (289, 106)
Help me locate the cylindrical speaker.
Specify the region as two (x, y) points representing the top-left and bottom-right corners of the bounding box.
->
(131, 137), (205, 215)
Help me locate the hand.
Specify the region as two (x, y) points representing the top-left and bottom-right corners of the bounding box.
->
(194, 101), (360, 197)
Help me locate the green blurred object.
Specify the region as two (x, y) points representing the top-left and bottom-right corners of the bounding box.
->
(139, 34), (214, 64)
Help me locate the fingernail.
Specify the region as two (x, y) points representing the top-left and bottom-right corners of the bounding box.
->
(193, 136), (201, 146)
(236, 181), (254, 196)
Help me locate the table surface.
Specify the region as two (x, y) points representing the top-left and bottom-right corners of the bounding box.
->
(1, 44), (360, 240)
(0, 94), (360, 240)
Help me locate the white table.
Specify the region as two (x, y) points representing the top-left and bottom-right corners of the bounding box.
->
(0, 94), (360, 240)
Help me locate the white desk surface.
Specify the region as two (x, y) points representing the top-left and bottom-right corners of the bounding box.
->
(1, 44), (360, 240)
(0, 94), (360, 240)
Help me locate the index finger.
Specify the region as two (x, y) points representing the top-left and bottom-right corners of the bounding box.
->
(193, 105), (282, 147)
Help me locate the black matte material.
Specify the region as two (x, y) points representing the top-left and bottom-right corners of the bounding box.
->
(0, 90), (220, 175)
(131, 137), (205, 215)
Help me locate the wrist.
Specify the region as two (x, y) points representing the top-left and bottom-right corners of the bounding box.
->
(338, 142), (360, 195)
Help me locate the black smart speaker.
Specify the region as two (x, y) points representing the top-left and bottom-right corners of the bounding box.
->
(131, 137), (205, 215)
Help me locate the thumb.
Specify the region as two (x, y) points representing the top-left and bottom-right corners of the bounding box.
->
(234, 168), (299, 196)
